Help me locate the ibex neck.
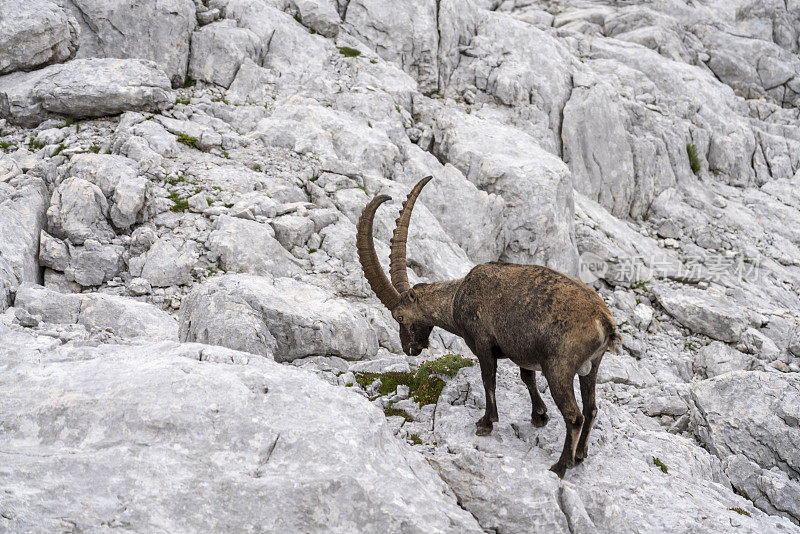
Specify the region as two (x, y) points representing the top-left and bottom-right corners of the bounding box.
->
(416, 278), (463, 336)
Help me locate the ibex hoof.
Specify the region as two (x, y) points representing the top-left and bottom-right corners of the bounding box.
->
(531, 411), (549, 428)
(475, 419), (493, 436)
(549, 462), (567, 479)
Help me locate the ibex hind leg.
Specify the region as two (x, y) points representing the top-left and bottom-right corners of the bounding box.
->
(575, 354), (602, 463)
(544, 367), (584, 479)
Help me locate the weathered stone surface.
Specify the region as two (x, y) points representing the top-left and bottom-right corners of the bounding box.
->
(653, 286), (750, 343)
(180, 274), (379, 362)
(207, 215), (303, 277)
(562, 80), (635, 218)
(0, 337), (480, 532)
(427, 361), (796, 533)
(62, 0), (196, 86)
(68, 153), (150, 229)
(14, 284), (178, 340)
(690, 371), (800, 523)
(47, 176), (114, 245)
(0, 58), (171, 127)
(137, 238), (198, 288)
(188, 20), (260, 89)
(432, 109), (579, 274)
(0, 0), (80, 75)
(0, 176), (47, 310)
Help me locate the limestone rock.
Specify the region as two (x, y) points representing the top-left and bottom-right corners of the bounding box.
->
(0, 0), (80, 75)
(0, 337), (480, 532)
(0, 176), (48, 310)
(690, 371), (800, 523)
(188, 20), (261, 89)
(207, 215), (303, 277)
(138, 238), (198, 288)
(14, 284), (178, 340)
(46, 176), (114, 245)
(0, 58), (172, 127)
(180, 274), (379, 362)
(62, 0), (196, 86)
(653, 286), (750, 343)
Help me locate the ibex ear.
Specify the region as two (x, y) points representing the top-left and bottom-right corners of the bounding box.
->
(407, 288), (417, 302)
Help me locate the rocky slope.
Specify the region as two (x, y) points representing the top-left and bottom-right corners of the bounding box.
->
(1, 0), (800, 531)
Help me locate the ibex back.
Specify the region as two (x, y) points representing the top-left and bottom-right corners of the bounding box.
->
(356, 176), (621, 477)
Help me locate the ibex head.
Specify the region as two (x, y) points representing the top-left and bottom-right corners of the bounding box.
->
(356, 176), (433, 356)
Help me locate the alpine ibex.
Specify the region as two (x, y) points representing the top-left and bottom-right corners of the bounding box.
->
(356, 176), (621, 477)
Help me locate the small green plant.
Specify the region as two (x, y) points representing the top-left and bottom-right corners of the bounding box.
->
(206, 197), (213, 206)
(384, 406), (413, 422)
(729, 507), (751, 517)
(182, 76), (196, 88)
(211, 96), (229, 104)
(631, 279), (650, 291)
(652, 457), (668, 474)
(686, 143), (701, 175)
(89, 145), (101, 153)
(58, 117), (78, 128)
(370, 59), (378, 64)
(177, 133), (200, 149)
(337, 46), (362, 58)
(167, 190), (189, 212)
(252, 163), (262, 172)
(309, 176), (318, 182)
(52, 143), (66, 157)
(293, 12), (302, 23)
(408, 434), (423, 445)
(355, 185), (367, 195)
(175, 96), (190, 105)
(308, 248), (318, 254)
(222, 151), (230, 159)
(0, 140), (17, 151)
(28, 138), (45, 151)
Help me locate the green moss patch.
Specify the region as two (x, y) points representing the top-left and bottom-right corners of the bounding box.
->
(356, 354), (474, 407)
(686, 143), (702, 175)
(384, 406), (413, 422)
(337, 46), (362, 58)
(408, 434), (422, 445)
(177, 133), (200, 149)
(167, 190), (189, 212)
(652, 456), (669, 474)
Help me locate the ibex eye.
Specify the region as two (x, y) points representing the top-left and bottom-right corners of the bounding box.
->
(397, 315), (404, 323)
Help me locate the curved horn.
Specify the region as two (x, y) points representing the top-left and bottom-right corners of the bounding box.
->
(390, 176), (433, 294)
(357, 194), (401, 310)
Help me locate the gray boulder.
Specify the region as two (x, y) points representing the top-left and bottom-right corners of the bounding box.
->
(67, 153), (151, 229)
(0, 176), (48, 310)
(653, 286), (750, 343)
(433, 109), (579, 274)
(0, 336), (481, 532)
(0, 58), (171, 127)
(0, 0), (79, 75)
(180, 274), (379, 362)
(188, 20), (261, 89)
(562, 80), (635, 218)
(136, 238), (198, 288)
(61, 0), (196, 86)
(207, 215), (303, 277)
(14, 284), (178, 340)
(46, 176), (115, 245)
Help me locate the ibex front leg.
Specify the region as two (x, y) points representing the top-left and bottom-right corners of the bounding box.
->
(474, 343), (498, 436)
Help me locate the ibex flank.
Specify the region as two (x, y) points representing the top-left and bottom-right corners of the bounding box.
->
(356, 176), (621, 477)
